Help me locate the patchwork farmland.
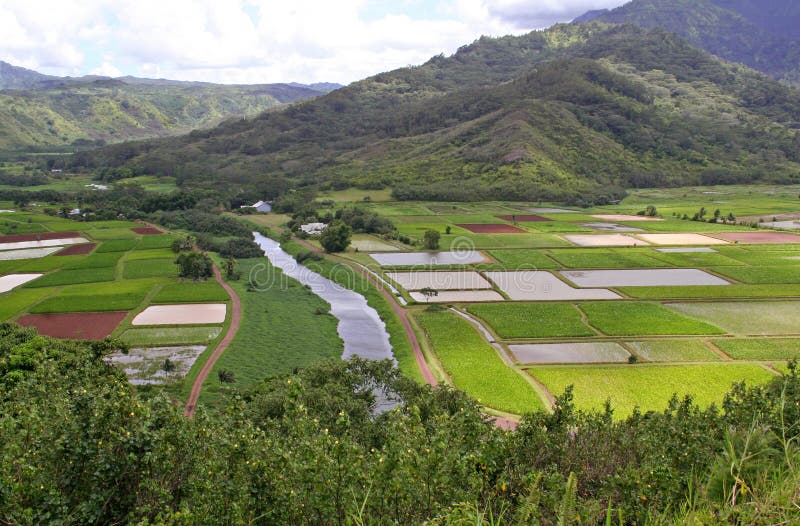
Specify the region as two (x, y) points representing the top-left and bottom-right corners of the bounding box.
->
(330, 186), (800, 418)
(0, 211), (230, 388)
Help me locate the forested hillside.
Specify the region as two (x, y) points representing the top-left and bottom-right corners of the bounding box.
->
(0, 61), (337, 152)
(580, 0), (800, 85)
(75, 24), (800, 203)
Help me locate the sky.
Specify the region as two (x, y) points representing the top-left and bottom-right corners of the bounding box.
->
(0, 0), (628, 85)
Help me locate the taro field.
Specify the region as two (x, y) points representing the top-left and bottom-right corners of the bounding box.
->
(0, 210), (229, 388)
(331, 185), (800, 418)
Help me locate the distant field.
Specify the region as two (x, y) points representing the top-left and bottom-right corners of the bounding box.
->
(710, 265), (800, 284)
(619, 284), (800, 300)
(580, 302), (725, 336)
(488, 249), (559, 269)
(527, 364), (774, 416)
(96, 240), (137, 253)
(548, 249), (670, 269)
(25, 267), (116, 288)
(466, 303), (594, 339)
(123, 259), (178, 279)
(30, 293), (145, 313)
(415, 310), (545, 414)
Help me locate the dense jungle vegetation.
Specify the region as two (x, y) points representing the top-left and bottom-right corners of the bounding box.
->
(1, 323), (798, 524)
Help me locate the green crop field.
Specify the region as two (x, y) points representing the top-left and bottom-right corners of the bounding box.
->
(0, 288), (53, 320)
(30, 293), (146, 313)
(125, 248), (177, 261)
(120, 326), (223, 346)
(548, 249), (671, 269)
(96, 240), (137, 253)
(713, 339), (800, 360)
(122, 259), (178, 279)
(527, 364), (775, 416)
(648, 251), (746, 268)
(710, 265), (800, 284)
(64, 253), (122, 269)
(14, 255), (85, 272)
(86, 228), (138, 240)
(627, 340), (722, 362)
(136, 234), (177, 250)
(415, 310), (545, 414)
(152, 281), (228, 303)
(666, 301), (800, 335)
(487, 250), (560, 269)
(579, 302), (725, 336)
(619, 284), (800, 300)
(24, 267), (116, 288)
(466, 303), (594, 339)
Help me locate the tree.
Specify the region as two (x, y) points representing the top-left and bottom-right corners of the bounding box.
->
(419, 287), (438, 302)
(175, 252), (213, 280)
(218, 369), (236, 383)
(423, 229), (441, 250)
(224, 257), (239, 280)
(171, 235), (195, 253)
(319, 221), (352, 253)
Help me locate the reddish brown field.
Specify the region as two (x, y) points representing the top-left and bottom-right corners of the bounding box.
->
(17, 312), (128, 340)
(0, 231), (80, 243)
(55, 243), (97, 256)
(131, 227), (163, 235)
(457, 223), (528, 234)
(495, 214), (552, 222)
(710, 232), (800, 244)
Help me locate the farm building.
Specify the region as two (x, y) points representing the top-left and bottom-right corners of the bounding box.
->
(300, 222), (328, 235)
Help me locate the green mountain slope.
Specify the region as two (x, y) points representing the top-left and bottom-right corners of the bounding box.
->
(75, 24), (800, 202)
(581, 0), (800, 85)
(0, 62), (338, 152)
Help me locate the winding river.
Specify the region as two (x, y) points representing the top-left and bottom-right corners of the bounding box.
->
(253, 232), (395, 363)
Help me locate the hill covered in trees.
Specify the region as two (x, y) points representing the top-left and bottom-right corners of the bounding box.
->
(0, 61), (338, 153)
(76, 24), (800, 203)
(578, 0), (800, 85)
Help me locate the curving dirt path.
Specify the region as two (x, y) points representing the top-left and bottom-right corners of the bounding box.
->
(183, 263), (242, 417)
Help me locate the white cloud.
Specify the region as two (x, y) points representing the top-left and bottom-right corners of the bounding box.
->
(0, 0), (627, 84)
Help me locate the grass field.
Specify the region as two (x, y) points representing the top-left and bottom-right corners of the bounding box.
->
(96, 240), (137, 253)
(619, 284), (800, 300)
(710, 266), (800, 284)
(64, 253), (122, 269)
(415, 310), (545, 414)
(30, 293), (146, 313)
(466, 303), (595, 339)
(666, 301), (800, 335)
(527, 364), (775, 416)
(712, 339), (800, 360)
(136, 234), (177, 250)
(199, 258), (343, 403)
(580, 302), (725, 336)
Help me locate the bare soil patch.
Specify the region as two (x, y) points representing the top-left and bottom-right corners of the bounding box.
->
(565, 234), (645, 247)
(55, 243), (97, 256)
(457, 223), (528, 234)
(17, 311), (128, 339)
(636, 233), (729, 245)
(0, 231), (81, 243)
(131, 226), (163, 235)
(132, 303), (227, 326)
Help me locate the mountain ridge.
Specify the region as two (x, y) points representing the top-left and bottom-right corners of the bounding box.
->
(74, 23), (800, 202)
(577, 0), (800, 85)
(0, 60), (340, 152)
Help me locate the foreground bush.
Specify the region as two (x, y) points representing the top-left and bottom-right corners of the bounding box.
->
(0, 323), (797, 524)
